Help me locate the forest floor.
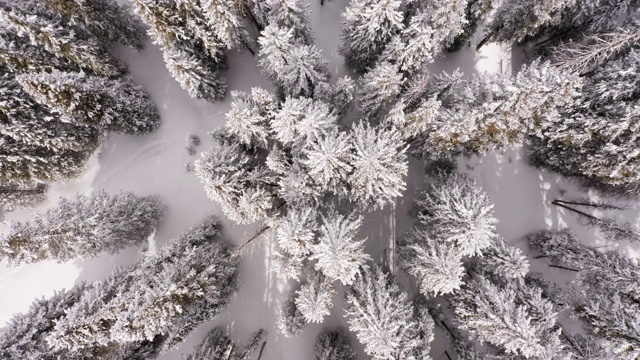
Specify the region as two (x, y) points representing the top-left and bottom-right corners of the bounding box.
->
(1, 1), (639, 359)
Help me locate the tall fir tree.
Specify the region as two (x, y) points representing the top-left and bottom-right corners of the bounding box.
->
(313, 328), (357, 360)
(131, 0), (235, 100)
(46, 217), (239, 355)
(17, 70), (160, 135)
(0, 190), (164, 265)
(185, 327), (264, 360)
(344, 265), (435, 360)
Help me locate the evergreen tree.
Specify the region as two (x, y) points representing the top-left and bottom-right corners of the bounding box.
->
(225, 88), (277, 148)
(314, 328), (357, 360)
(412, 61), (581, 157)
(131, 0), (232, 100)
(0, 284), (88, 360)
(448, 0), (494, 51)
(416, 173), (497, 257)
(17, 70), (160, 135)
(271, 96), (337, 145)
(0, 73), (99, 185)
(278, 292), (306, 338)
(46, 217), (239, 354)
(530, 46), (640, 188)
(275, 206), (318, 257)
(185, 327), (264, 360)
(260, 0), (313, 45)
(47, 0), (146, 49)
(310, 208), (370, 285)
(451, 275), (564, 358)
(479, 237), (529, 279)
(487, 0), (579, 45)
(0, 0), (125, 76)
(399, 228), (465, 297)
(0, 182), (46, 212)
(195, 129), (278, 224)
(0, 190), (164, 265)
(301, 127), (354, 194)
(344, 265), (435, 360)
(348, 122), (408, 210)
(258, 25), (330, 98)
(357, 61), (404, 120)
(295, 270), (336, 323)
(340, 0), (405, 72)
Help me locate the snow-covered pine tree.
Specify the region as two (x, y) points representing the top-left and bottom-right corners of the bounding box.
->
(344, 265), (435, 360)
(225, 87), (277, 148)
(0, 190), (164, 265)
(0, 0), (124, 76)
(529, 45), (640, 189)
(258, 25), (330, 98)
(399, 227), (465, 297)
(412, 61), (582, 157)
(46, 217), (239, 354)
(0, 29), (75, 74)
(0, 182), (46, 212)
(195, 129), (278, 224)
(348, 122), (407, 210)
(314, 328), (357, 360)
(185, 327), (264, 360)
(527, 230), (640, 304)
(448, 0), (493, 51)
(340, 0), (405, 72)
(486, 0), (579, 45)
(275, 206), (317, 258)
(260, 0), (313, 45)
(309, 208), (370, 285)
(17, 70), (160, 135)
(450, 275), (564, 358)
(357, 61), (404, 120)
(0, 284), (88, 360)
(295, 270), (336, 323)
(301, 127), (354, 195)
(47, 0), (146, 50)
(278, 291), (306, 338)
(271, 96), (337, 145)
(131, 0), (232, 100)
(478, 237), (529, 279)
(416, 173), (497, 257)
(0, 73), (99, 185)
(385, 0), (468, 72)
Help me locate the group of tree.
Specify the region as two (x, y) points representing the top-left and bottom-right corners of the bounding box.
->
(0, 0), (160, 211)
(0, 216), (239, 359)
(185, 326), (264, 360)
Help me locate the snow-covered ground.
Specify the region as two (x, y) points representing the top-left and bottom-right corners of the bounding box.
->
(1, 1), (639, 359)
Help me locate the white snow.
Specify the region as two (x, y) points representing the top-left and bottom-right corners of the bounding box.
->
(1, 1), (639, 359)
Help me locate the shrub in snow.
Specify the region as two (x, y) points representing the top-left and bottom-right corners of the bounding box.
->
(344, 265), (434, 359)
(314, 328), (357, 360)
(0, 190), (164, 265)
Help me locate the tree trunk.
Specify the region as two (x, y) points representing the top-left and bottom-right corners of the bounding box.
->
(256, 341), (267, 360)
(244, 4), (263, 32)
(321, 0), (325, 5)
(475, 31), (494, 51)
(549, 264), (579, 272)
(554, 198), (624, 210)
(243, 40), (256, 55)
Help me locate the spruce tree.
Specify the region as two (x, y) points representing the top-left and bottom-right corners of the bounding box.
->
(314, 328), (357, 360)
(0, 182), (46, 212)
(17, 70), (160, 135)
(340, 0), (405, 72)
(344, 265), (435, 360)
(309, 208), (370, 286)
(131, 0), (233, 100)
(46, 217), (239, 354)
(295, 270), (336, 323)
(278, 291), (306, 338)
(0, 190), (164, 265)
(258, 25), (330, 98)
(0, 0), (125, 76)
(260, 0), (313, 45)
(451, 275), (564, 358)
(185, 327), (264, 360)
